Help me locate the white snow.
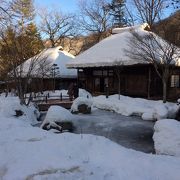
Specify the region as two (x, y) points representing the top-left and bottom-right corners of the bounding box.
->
(0, 96), (39, 125)
(93, 94), (178, 120)
(33, 90), (178, 121)
(153, 119), (180, 157)
(18, 46), (77, 78)
(30, 88), (92, 101)
(67, 24), (180, 68)
(1, 96), (180, 179)
(78, 88), (92, 99)
(71, 97), (93, 112)
(40, 105), (73, 128)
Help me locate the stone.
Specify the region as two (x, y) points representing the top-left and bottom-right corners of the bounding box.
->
(78, 104), (91, 114)
(42, 121), (74, 133)
(15, 110), (24, 117)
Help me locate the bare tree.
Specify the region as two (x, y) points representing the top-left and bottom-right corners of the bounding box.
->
(132, 0), (166, 28)
(77, 0), (112, 42)
(0, 27), (50, 105)
(127, 29), (180, 103)
(0, 0), (12, 26)
(39, 9), (75, 47)
(152, 10), (180, 47)
(166, 0), (180, 9)
(114, 61), (124, 100)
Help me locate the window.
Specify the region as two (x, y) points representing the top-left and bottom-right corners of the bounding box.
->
(108, 70), (114, 76)
(93, 70), (102, 76)
(171, 75), (180, 87)
(94, 78), (100, 92)
(103, 70), (108, 76)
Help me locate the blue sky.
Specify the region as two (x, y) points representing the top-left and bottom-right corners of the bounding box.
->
(35, 0), (78, 13)
(34, 0), (173, 21)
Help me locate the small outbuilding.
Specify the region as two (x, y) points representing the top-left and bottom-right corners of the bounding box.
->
(10, 46), (77, 92)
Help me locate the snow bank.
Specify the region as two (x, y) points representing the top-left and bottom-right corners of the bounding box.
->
(0, 118), (180, 179)
(71, 97), (93, 112)
(93, 95), (178, 120)
(0, 96), (39, 124)
(153, 119), (180, 156)
(40, 105), (73, 128)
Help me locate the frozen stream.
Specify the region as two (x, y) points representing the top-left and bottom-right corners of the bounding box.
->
(72, 109), (155, 153)
(40, 108), (155, 153)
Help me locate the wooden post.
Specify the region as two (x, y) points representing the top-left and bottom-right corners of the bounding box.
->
(45, 96), (47, 103)
(147, 66), (151, 99)
(106, 84), (109, 98)
(77, 69), (79, 88)
(60, 93), (62, 101)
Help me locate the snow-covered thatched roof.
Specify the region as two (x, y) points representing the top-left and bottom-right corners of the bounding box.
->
(66, 24), (180, 68)
(20, 46), (77, 78)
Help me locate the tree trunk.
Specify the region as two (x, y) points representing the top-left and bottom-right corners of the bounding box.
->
(147, 67), (151, 99)
(162, 79), (167, 103)
(118, 76), (121, 100)
(162, 67), (170, 103)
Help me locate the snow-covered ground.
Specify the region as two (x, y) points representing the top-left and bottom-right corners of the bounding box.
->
(93, 95), (178, 121)
(153, 119), (180, 157)
(0, 95), (180, 179)
(24, 89), (178, 122)
(0, 99), (180, 179)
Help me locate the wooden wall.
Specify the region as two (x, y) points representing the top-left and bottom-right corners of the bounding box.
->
(78, 65), (180, 100)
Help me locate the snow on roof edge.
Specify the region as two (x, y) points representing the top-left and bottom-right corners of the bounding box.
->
(66, 61), (150, 68)
(112, 23), (149, 34)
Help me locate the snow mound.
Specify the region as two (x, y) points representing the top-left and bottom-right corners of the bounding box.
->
(153, 119), (180, 156)
(40, 105), (73, 128)
(0, 96), (39, 124)
(71, 97), (93, 112)
(93, 95), (178, 120)
(79, 88), (92, 99)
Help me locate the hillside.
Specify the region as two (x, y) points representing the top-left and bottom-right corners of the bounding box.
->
(152, 10), (180, 47)
(44, 31), (111, 56)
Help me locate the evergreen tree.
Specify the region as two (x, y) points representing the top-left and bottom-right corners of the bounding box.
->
(109, 0), (127, 27)
(0, 0), (44, 104)
(11, 0), (35, 28)
(25, 23), (44, 55)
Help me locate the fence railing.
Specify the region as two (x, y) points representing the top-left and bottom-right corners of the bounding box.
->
(24, 93), (72, 104)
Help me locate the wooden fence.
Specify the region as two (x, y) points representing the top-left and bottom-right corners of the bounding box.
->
(24, 92), (72, 104)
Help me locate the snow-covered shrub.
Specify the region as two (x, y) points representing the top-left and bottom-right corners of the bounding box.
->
(71, 97), (93, 114)
(153, 119), (180, 156)
(0, 96), (39, 124)
(79, 89), (92, 99)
